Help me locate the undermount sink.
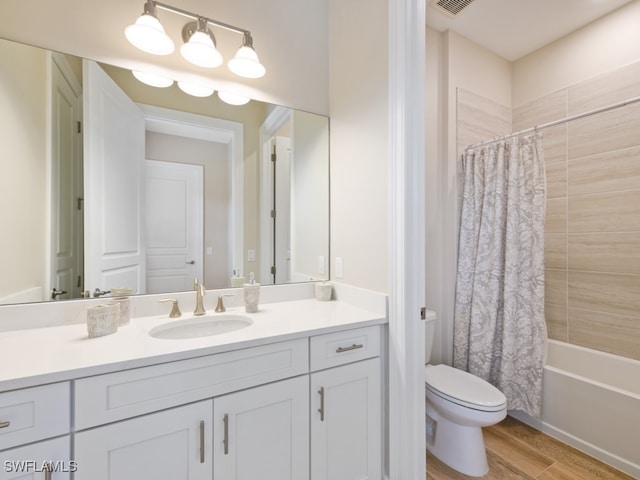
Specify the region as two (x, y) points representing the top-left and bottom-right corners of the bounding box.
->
(149, 314), (253, 340)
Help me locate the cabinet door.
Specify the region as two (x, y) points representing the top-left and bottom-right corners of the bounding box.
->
(311, 358), (381, 480)
(0, 436), (71, 480)
(213, 376), (309, 480)
(74, 400), (212, 480)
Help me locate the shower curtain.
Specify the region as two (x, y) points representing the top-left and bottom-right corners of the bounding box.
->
(453, 134), (547, 417)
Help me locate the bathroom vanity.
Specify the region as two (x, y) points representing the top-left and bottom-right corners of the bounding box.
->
(0, 284), (387, 480)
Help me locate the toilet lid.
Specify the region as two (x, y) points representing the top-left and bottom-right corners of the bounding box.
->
(425, 364), (506, 412)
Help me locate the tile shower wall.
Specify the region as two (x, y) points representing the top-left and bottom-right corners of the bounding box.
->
(511, 61), (640, 361)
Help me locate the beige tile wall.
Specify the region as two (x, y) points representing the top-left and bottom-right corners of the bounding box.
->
(511, 62), (640, 361)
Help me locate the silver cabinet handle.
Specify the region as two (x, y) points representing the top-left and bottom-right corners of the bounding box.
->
(336, 343), (364, 353)
(0, 421), (10, 429)
(43, 462), (52, 480)
(186, 260), (196, 265)
(223, 414), (229, 455)
(199, 420), (205, 464)
(318, 387), (325, 421)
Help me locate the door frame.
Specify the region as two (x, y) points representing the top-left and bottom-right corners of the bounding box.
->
(259, 106), (292, 284)
(138, 104), (244, 283)
(387, 0), (426, 478)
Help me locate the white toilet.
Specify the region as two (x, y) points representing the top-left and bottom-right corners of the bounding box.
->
(424, 311), (507, 477)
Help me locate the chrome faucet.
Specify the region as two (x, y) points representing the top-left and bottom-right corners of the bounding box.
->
(193, 278), (206, 316)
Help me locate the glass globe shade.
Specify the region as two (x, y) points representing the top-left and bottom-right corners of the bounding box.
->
(177, 81), (215, 97)
(180, 31), (223, 68)
(228, 46), (266, 79)
(132, 70), (174, 88)
(124, 14), (175, 55)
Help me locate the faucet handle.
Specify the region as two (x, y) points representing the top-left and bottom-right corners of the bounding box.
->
(215, 294), (234, 313)
(159, 299), (182, 318)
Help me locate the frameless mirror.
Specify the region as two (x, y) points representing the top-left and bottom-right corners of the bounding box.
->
(0, 36), (329, 306)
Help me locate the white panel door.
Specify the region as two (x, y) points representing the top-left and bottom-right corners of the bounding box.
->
(50, 56), (82, 301)
(74, 401), (212, 480)
(213, 376), (309, 480)
(144, 160), (203, 293)
(83, 60), (145, 295)
(311, 358), (382, 480)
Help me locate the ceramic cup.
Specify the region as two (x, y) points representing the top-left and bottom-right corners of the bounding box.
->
(86, 303), (119, 338)
(110, 297), (130, 326)
(315, 282), (333, 301)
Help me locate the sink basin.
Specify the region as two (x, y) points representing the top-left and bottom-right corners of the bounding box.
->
(149, 315), (253, 340)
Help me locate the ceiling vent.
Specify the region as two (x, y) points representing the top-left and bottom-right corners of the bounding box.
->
(430, 0), (476, 17)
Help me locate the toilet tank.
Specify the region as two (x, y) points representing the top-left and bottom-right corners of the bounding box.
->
(424, 310), (436, 364)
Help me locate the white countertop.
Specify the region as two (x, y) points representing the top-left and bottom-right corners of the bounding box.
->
(0, 292), (387, 392)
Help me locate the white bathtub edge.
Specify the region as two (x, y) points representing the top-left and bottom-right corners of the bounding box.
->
(508, 410), (640, 479)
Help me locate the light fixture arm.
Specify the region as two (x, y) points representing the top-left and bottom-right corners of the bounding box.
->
(152, 0), (250, 36)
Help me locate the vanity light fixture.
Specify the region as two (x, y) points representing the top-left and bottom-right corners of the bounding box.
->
(125, 0), (266, 78)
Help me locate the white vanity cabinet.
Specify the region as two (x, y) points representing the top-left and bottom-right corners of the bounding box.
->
(0, 383), (71, 480)
(213, 375), (309, 480)
(0, 322), (385, 480)
(74, 401), (212, 480)
(309, 326), (382, 480)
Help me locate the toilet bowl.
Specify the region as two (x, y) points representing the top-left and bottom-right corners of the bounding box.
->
(423, 311), (507, 477)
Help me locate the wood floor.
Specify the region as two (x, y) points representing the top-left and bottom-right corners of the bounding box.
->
(427, 416), (636, 480)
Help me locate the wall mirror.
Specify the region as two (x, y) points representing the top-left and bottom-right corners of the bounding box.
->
(0, 35), (329, 306)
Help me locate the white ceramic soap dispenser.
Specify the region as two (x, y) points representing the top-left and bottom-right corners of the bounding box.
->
(243, 272), (260, 313)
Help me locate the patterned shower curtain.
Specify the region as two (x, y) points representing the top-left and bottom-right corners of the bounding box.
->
(453, 134), (547, 417)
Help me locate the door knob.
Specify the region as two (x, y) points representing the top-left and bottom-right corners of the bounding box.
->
(51, 288), (67, 300)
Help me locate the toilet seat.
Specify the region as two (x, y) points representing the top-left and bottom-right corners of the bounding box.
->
(425, 364), (506, 412)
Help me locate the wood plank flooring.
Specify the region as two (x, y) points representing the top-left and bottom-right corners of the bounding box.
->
(427, 416), (636, 480)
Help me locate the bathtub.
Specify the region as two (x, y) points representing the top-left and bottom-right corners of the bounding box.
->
(510, 339), (640, 478)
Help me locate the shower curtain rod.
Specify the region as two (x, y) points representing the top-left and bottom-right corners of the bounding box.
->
(465, 92), (640, 150)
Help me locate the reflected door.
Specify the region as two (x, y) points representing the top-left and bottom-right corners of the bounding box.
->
(83, 60), (146, 295)
(265, 136), (292, 284)
(144, 160), (203, 293)
(50, 55), (82, 300)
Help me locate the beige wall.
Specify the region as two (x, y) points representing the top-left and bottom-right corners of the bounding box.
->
(328, 0), (389, 293)
(103, 63), (267, 283)
(145, 132), (230, 289)
(437, 2), (640, 362)
(513, 61), (640, 361)
(291, 110), (329, 281)
(0, 41), (48, 300)
(512, 1), (640, 108)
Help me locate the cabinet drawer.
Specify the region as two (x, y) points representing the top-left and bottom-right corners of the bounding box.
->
(310, 326), (380, 371)
(0, 383), (70, 451)
(74, 338), (308, 430)
(0, 436), (71, 480)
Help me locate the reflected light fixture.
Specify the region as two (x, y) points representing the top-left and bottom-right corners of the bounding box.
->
(218, 90), (251, 106)
(177, 81), (215, 97)
(132, 70), (174, 88)
(125, 0), (266, 78)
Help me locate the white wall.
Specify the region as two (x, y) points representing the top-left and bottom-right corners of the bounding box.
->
(328, 0), (389, 293)
(0, 41), (48, 300)
(512, 1), (640, 107)
(291, 110), (329, 281)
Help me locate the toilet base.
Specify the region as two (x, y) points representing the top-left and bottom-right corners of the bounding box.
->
(425, 406), (489, 477)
